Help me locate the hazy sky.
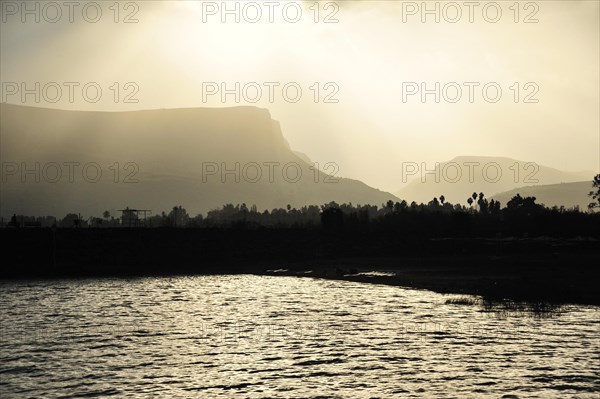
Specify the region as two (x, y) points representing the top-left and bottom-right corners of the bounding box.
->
(1, 0), (598, 192)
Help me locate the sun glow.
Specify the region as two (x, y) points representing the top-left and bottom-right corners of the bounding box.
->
(1, 1), (597, 192)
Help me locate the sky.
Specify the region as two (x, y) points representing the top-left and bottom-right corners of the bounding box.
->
(1, 0), (599, 192)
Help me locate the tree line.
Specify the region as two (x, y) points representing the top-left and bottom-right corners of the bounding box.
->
(4, 175), (600, 236)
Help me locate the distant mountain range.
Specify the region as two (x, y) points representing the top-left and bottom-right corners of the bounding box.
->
(490, 181), (594, 210)
(0, 104), (397, 218)
(2, 104), (594, 218)
(395, 156), (593, 206)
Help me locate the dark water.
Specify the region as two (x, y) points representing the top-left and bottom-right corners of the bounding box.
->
(1, 275), (598, 398)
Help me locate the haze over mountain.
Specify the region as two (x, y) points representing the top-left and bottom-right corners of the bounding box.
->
(0, 104), (397, 218)
(395, 156), (593, 205)
(490, 181), (594, 210)
(1, 2), (598, 194)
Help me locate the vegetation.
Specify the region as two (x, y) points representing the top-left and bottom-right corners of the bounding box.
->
(588, 173), (600, 210)
(4, 189), (599, 237)
(444, 296), (481, 306)
(3, 185), (599, 304)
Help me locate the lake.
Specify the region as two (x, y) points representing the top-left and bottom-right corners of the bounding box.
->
(1, 275), (598, 398)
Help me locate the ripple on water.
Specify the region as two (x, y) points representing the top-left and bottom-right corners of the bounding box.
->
(0, 275), (598, 399)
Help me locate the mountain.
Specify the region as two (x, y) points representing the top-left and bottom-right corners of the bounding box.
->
(490, 181), (594, 210)
(0, 104), (397, 217)
(395, 156), (592, 205)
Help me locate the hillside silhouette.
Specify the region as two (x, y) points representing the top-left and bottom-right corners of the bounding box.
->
(0, 104), (397, 217)
(396, 155), (592, 205)
(491, 181), (594, 210)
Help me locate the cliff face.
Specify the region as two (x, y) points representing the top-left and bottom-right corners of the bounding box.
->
(1, 104), (396, 217)
(1, 104), (293, 176)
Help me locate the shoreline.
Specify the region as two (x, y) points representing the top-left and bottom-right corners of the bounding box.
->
(255, 255), (600, 307)
(2, 228), (598, 306)
(3, 255), (598, 307)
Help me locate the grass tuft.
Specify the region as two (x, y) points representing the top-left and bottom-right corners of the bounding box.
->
(445, 296), (480, 306)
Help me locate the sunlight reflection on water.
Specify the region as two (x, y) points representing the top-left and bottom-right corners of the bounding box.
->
(1, 275), (598, 398)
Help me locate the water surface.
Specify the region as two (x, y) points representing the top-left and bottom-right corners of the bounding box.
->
(1, 275), (598, 398)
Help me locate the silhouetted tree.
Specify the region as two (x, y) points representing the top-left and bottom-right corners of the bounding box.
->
(489, 199), (501, 215)
(321, 207), (344, 231)
(477, 192), (489, 213)
(588, 174), (600, 210)
(428, 197), (440, 209)
(167, 206), (189, 227)
(9, 214), (18, 228)
(385, 200), (394, 213)
(60, 213), (81, 228)
(187, 214), (204, 227)
(506, 194), (543, 215)
(393, 200), (407, 213)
